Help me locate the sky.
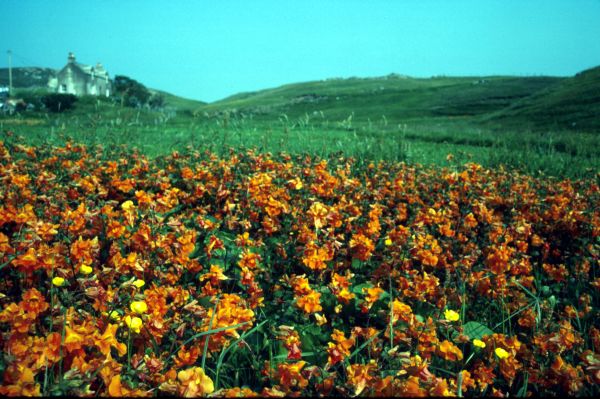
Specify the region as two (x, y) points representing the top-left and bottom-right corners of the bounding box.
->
(1, 0), (599, 102)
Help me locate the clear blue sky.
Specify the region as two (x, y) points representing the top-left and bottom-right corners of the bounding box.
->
(1, 0), (599, 102)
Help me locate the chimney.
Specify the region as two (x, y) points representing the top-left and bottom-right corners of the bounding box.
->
(68, 52), (76, 64)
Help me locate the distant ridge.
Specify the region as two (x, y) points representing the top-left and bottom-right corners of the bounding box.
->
(0, 67), (56, 88)
(196, 67), (599, 132)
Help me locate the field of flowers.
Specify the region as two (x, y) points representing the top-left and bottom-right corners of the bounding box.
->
(0, 135), (598, 397)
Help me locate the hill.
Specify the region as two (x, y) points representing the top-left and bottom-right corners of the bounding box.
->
(196, 67), (600, 133)
(197, 74), (565, 127)
(149, 89), (206, 110)
(487, 66), (600, 131)
(0, 67), (56, 88)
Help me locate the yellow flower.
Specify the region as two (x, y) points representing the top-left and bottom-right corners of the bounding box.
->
(121, 200), (135, 211)
(124, 315), (143, 333)
(384, 238), (392, 246)
(132, 279), (145, 288)
(314, 313), (328, 326)
(109, 311), (121, 321)
(130, 301), (148, 314)
(52, 276), (65, 287)
(80, 264), (93, 275)
(495, 347), (509, 359)
(473, 339), (486, 348)
(444, 309), (460, 322)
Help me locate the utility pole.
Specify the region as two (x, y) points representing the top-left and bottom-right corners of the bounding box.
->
(7, 50), (13, 96)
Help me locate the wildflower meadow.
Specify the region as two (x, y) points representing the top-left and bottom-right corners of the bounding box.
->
(0, 135), (598, 397)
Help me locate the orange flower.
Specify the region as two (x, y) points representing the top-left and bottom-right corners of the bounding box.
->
(205, 264), (229, 281)
(69, 236), (99, 266)
(11, 247), (39, 275)
(42, 332), (63, 365)
(349, 233), (375, 261)
(472, 362), (496, 391)
(205, 235), (225, 258)
(296, 291), (323, 314)
(361, 286), (384, 313)
(177, 367), (214, 397)
(437, 340), (464, 362)
(64, 325), (86, 353)
(108, 374), (136, 397)
(0, 302), (36, 334)
(202, 294), (255, 349)
(391, 299), (414, 324)
(21, 288), (49, 316)
(106, 219), (127, 239)
(238, 250), (261, 269)
(464, 212), (478, 228)
(302, 241), (334, 271)
(346, 363), (377, 396)
(277, 361), (308, 390)
(290, 275), (312, 296)
(327, 329), (355, 366)
(396, 375), (424, 396)
(459, 370), (477, 392)
(277, 326), (303, 361)
(307, 201), (329, 229)
(96, 323), (127, 357)
(0, 365), (41, 396)
(175, 346), (200, 368)
(330, 272), (355, 304)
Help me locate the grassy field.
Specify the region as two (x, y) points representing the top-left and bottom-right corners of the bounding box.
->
(1, 107), (598, 179)
(1, 66), (598, 179)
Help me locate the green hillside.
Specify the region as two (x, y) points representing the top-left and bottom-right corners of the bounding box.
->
(197, 67), (600, 134)
(487, 66), (600, 131)
(150, 89), (206, 110)
(198, 74), (564, 126)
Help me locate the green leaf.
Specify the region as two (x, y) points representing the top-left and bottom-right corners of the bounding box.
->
(351, 283), (373, 295)
(462, 321), (493, 340)
(188, 244), (203, 259)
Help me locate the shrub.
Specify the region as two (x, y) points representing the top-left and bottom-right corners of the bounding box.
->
(42, 93), (77, 113)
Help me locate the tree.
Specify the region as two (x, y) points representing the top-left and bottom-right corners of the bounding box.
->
(112, 75), (151, 108)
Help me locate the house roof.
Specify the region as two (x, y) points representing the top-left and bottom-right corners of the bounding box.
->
(71, 63), (109, 79)
(63, 53), (109, 79)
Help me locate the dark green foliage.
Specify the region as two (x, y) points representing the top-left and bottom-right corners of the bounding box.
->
(41, 93), (78, 113)
(148, 93), (165, 109)
(113, 75), (151, 108)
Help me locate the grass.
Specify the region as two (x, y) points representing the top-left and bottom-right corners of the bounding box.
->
(2, 106), (597, 179)
(1, 66), (598, 179)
